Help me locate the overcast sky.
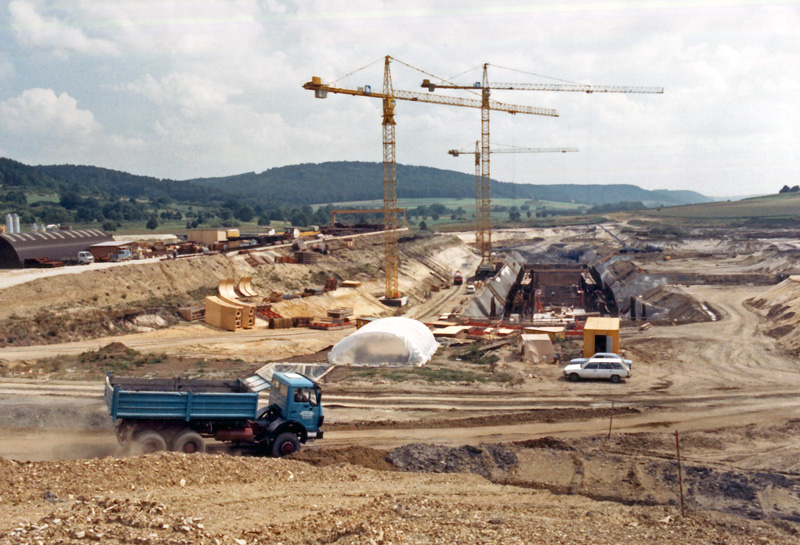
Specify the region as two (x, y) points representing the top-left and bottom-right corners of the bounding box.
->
(0, 1), (798, 198)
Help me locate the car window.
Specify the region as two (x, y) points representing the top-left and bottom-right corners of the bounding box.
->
(612, 362), (623, 369)
(599, 362), (611, 370)
(585, 362), (599, 370)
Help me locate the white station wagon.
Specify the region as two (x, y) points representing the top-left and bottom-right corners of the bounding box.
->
(563, 353), (632, 383)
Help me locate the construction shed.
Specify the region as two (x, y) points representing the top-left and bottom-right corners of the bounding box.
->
(521, 334), (556, 363)
(187, 229), (228, 245)
(583, 316), (620, 357)
(328, 317), (439, 366)
(0, 229), (112, 269)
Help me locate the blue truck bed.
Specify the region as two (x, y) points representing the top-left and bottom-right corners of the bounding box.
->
(105, 374), (259, 421)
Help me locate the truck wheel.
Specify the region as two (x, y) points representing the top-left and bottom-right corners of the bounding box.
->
(171, 430), (207, 454)
(271, 432), (300, 457)
(133, 431), (167, 454)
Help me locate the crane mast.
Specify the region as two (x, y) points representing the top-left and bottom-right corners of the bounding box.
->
(423, 68), (663, 273)
(449, 143), (578, 250)
(382, 57), (399, 299)
(480, 65), (491, 271)
(304, 56), (558, 300)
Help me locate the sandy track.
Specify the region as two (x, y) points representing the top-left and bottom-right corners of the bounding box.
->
(0, 322), (355, 362)
(625, 285), (800, 395)
(2, 253), (800, 465)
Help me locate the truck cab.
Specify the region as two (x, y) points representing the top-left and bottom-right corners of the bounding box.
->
(77, 251), (94, 265)
(260, 372), (323, 455)
(110, 249), (132, 262)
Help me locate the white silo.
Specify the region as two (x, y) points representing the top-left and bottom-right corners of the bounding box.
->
(4, 214), (11, 233)
(12, 214), (20, 234)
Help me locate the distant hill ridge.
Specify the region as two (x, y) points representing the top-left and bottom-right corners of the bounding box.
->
(188, 161), (712, 206)
(1, 157), (711, 207)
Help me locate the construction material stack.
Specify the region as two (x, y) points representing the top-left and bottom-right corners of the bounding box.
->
(203, 278), (258, 331)
(204, 296), (243, 331)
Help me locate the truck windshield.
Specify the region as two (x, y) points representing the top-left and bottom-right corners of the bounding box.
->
(293, 388), (316, 406)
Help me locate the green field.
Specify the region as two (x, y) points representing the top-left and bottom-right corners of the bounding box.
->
(639, 193), (800, 219)
(25, 194), (60, 204)
(314, 197), (585, 212)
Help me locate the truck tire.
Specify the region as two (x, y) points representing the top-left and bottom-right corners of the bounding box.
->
(271, 432), (300, 457)
(171, 430), (207, 454)
(133, 431), (167, 454)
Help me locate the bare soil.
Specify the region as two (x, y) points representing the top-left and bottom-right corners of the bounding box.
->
(2, 224), (800, 543)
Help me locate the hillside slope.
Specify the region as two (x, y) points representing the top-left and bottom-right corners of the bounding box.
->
(2, 157), (711, 207)
(641, 192), (800, 219)
(188, 161), (713, 207)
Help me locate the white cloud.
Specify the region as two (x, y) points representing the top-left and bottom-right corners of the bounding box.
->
(125, 73), (240, 118)
(9, 0), (119, 56)
(77, 1), (266, 56)
(0, 0), (797, 194)
(0, 88), (101, 137)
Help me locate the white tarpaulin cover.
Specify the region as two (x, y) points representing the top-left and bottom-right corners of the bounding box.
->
(328, 317), (440, 366)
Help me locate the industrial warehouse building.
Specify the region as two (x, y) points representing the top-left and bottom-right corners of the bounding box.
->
(0, 229), (113, 269)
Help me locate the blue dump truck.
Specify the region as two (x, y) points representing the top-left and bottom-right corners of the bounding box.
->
(105, 371), (323, 457)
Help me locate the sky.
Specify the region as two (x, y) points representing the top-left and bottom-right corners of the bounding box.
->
(0, 1), (798, 198)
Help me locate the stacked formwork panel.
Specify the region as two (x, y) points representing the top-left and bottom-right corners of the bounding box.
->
(203, 279), (258, 331)
(217, 279), (256, 329)
(204, 296), (244, 331)
(237, 277), (259, 297)
(217, 296), (256, 329)
(295, 251), (320, 264)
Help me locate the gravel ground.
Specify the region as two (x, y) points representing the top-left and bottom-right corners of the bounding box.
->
(0, 452), (795, 545)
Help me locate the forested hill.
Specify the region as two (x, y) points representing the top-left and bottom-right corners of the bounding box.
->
(1, 157), (711, 207)
(187, 162), (712, 207)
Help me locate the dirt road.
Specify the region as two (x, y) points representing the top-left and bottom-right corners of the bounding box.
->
(3, 228), (800, 542)
(0, 322), (354, 362)
(3, 283), (799, 462)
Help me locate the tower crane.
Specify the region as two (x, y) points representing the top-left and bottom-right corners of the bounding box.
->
(448, 142), (578, 252)
(304, 56), (558, 300)
(423, 65), (663, 273)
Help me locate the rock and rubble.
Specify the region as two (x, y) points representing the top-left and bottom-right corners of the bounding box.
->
(0, 452), (796, 544)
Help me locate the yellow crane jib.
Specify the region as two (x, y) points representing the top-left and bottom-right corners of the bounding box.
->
(302, 56), (560, 300)
(303, 78), (558, 117)
(423, 66), (663, 268)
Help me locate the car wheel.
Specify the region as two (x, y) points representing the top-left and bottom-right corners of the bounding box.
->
(568, 373), (580, 382)
(610, 374), (621, 384)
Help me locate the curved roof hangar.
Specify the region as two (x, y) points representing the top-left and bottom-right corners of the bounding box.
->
(0, 229), (113, 268)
